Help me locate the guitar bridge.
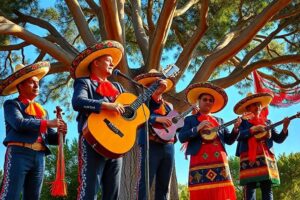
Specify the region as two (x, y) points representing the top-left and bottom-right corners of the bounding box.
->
(104, 118), (124, 137)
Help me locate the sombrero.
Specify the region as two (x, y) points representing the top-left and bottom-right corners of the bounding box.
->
(185, 82), (228, 113)
(0, 61), (50, 96)
(70, 40), (124, 79)
(134, 69), (175, 93)
(234, 92), (273, 115)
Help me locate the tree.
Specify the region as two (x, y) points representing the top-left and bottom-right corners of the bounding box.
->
(273, 153), (300, 199)
(228, 156), (243, 199)
(1, 0), (299, 199)
(178, 183), (189, 200)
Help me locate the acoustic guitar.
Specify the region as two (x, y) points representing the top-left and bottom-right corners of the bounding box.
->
(254, 112), (300, 140)
(151, 105), (198, 141)
(200, 112), (254, 143)
(83, 65), (179, 158)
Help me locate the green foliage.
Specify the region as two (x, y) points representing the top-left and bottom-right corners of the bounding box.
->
(273, 153), (300, 199)
(40, 139), (79, 200)
(0, 0), (38, 17)
(178, 183), (189, 200)
(40, 138), (102, 200)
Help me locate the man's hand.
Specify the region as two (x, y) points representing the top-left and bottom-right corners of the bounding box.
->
(283, 117), (290, 134)
(102, 102), (125, 114)
(197, 120), (213, 132)
(250, 125), (265, 134)
(156, 117), (172, 127)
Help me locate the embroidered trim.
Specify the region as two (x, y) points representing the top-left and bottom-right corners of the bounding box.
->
(77, 137), (88, 200)
(0, 147), (12, 199)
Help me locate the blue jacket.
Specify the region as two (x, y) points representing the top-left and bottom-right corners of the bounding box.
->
(3, 98), (58, 155)
(72, 77), (125, 133)
(137, 99), (172, 145)
(178, 114), (238, 156)
(235, 119), (288, 157)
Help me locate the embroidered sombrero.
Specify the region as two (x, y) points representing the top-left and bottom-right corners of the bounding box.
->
(0, 61), (50, 96)
(134, 69), (175, 93)
(234, 92), (273, 115)
(70, 40), (124, 79)
(185, 82), (228, 113)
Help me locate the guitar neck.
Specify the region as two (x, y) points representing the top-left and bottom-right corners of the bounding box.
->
(266, 114), (298, 130)
(214, 118), (237, 131)
(175, 106), (195, 121)
(130, 80), (161, 110)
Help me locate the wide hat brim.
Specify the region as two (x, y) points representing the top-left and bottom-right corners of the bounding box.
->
(134, 72), (174, 93)
(0, 61), (50, 96)
(185, 82), (228, 113)
(71, 40), (124, 79)
(234, 92), (273, 115)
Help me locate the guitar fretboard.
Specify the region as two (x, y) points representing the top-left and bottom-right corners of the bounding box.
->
(212, 118), (237, 132)
(130, 80), (161, 111)
(266, 114), (299, 130)
(174, 106), (195, 122)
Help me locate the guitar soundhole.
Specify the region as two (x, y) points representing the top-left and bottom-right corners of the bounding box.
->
(172, 118), (178, 124)
(122, 106), (136, 120)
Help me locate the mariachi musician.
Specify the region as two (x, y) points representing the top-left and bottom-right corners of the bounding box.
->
(0, 62), (67, 200)
(234, 92), (290, 200)
(134, 69), (176, 200)
(178, 82), (241, 200)
(71, 40), (127, 200)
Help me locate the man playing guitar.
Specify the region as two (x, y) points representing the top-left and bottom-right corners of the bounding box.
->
(135, 69), (176, 200)
(71, 40), (126, 200)
(234, 92), (290, 200)
(178, 82), (241, 200)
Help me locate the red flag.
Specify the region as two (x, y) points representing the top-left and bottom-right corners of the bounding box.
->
(252, 70), (300, 107)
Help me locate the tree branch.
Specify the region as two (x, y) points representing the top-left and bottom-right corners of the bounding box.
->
(266, 45), (274, 58)
(117, 0), (126, 43)
(171, 21), (186, 46)
(0, 16), (74, 65)
(258, 71), (300, 88)
(101, 0), (123, 42)
(101, 0), (128, 74)
(174, 0), (199, 17)
(280, 36), (299, 48)
(268, 66), (300, 81)
(147, 0), (155, 37)
(237, 18), (292, 68)
(0, 42), (29, 51)
(146, 0), (178, 71)
(13, 10), (78, 56)
(238, 0), (244, 20)
(85, 0), (107, 39)
(34, 51), (46, 63)
(272, 4), (300, 21)
(130, 0), (149, 61)
(193, 0), (292, 83)
(175, 0), (208, 73)
(275, 28), (299, 38)
(65, 0), (97, 47)
(48, 62), (70, 74)
(41, 75), (71, 104)
(212, 54), (300, 88)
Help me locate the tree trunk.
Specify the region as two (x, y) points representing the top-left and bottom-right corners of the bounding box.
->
(120, 145), (179, 199)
